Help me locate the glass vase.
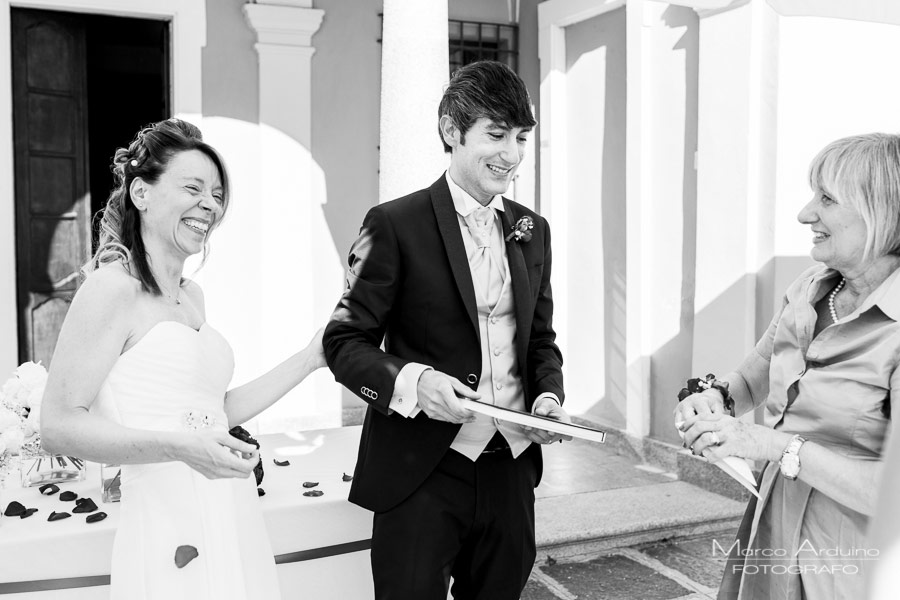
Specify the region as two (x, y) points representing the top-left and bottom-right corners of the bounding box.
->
(20, 452), (86, 487)
(100, 463), (121, 503)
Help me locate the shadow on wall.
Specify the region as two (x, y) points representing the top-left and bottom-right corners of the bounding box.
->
(569, 5), (699, 434)
(647, 5), (700, 444)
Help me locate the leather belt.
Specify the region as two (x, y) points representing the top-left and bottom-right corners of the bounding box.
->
(480, 431), (511, 455)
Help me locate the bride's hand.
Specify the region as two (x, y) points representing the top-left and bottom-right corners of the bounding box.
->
(178, 430), (259, 479)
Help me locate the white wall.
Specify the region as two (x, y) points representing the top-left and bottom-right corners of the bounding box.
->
(773, 15), (900, 258)
(560, 7), (626, 423)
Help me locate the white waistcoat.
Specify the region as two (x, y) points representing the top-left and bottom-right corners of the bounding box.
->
(450, 256), (530, 460)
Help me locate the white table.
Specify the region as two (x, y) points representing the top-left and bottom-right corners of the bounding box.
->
(0, 426), (374, 599)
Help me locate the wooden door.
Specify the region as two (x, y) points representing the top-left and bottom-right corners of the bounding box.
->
(11, 9), (91, 366)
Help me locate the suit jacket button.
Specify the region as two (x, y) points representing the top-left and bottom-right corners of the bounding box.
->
(467, 374), (477, 385)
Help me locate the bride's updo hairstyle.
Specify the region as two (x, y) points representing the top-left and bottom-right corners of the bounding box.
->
(84, 118), (230, 295)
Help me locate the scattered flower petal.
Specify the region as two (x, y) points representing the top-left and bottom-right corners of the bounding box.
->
(342, 473), (353, 482)
(4, 501), (25, 517)
(174, 545), (199, 568)
(20, 508), (38, 519)
(302, 481), (318, 488)
(257, 487), (266, 497)
(86, 512), (107, 524)
(39, 483), (59, 495)
(273, 459), (290, 467)
(303, 490), (324, 497)
(72, 498), (98, 513)
(48, 511), (71, 521)
(59, 491), (78, 502)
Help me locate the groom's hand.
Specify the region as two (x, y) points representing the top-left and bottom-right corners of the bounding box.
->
(521, 398), (573, 444)
(417, 370), (478, 423)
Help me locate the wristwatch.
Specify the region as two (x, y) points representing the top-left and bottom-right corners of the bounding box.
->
(779, 435), (807, 480)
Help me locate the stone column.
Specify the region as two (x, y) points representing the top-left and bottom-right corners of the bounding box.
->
(379, 0), (449, 202)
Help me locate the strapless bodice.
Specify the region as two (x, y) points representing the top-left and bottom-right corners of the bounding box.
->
(95, 321), (234, 434)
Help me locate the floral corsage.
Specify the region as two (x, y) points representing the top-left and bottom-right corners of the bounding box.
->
(505, 216), (534, 243)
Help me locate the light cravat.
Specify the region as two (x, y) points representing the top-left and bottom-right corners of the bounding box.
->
(464, 206), (502, 307)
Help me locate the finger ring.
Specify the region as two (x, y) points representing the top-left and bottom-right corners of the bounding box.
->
(710, 431), (720, 446)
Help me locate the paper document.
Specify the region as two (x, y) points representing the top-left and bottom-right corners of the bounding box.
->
(712, 456), (760, 499)
(674, 422), (759, 498)
(459, 398), (607, 444)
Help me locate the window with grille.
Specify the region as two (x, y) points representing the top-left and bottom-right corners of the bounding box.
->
(448, 20), (518, 75)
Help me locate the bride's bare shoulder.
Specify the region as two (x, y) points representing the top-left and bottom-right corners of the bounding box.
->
(78, 263), (140, 304)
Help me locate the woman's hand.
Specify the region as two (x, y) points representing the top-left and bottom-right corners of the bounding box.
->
(679, 412), (792, 463)
(673, 389), (728, 434)
(176, 430), (260, 479)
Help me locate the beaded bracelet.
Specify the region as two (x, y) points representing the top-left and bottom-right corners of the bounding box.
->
(677, 373), (735, 414)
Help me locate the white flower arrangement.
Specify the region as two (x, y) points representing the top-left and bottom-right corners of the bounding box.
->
(0, 362), (47, 476)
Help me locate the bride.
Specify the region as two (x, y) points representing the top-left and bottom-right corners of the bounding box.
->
(40, 118), (323, 599)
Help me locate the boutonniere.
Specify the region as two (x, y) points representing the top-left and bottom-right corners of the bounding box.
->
(505, 216), (534, 243)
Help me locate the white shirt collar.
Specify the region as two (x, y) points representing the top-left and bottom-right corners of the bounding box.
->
(445, 171), (505, 217)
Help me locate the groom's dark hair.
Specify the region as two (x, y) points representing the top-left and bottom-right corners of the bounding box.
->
(437, 60), (536, 153)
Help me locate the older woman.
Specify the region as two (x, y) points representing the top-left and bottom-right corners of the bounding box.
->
(676, 133), (900, 599)
(41, 119), (324, 599)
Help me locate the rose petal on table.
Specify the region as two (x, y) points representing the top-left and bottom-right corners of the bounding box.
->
(59, 491), (78, 502)
(4, 501), (26, 517)
(48, 511), (71, 521)
(273, 459), (290, 466)
(257, 487), (266, 497)
(342, 473), (353, 482)
(86, 512), (107, 524)
(20, 508), (38, 519)
(72, 498), (98, 513)
(302, 481), (319, 488)
(174, 545), (199, 568)
(39, 483), (59, 495)
(303, 489), (324, 497)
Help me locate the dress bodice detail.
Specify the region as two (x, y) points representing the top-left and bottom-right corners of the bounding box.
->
(96, 321), (234, 434)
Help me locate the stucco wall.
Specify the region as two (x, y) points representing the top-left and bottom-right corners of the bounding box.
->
(202, 0), (258, 124)
(560, 8), (627, 426)
(312, 0), (382, 263)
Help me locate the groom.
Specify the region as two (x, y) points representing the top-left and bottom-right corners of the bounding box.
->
(324, 60), (568, 600)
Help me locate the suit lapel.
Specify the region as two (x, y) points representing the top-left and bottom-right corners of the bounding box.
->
(501, 199), (533, 365)
(431, 176), (479, 336)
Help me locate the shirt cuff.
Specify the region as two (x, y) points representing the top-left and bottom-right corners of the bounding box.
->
(532, 392), (561, 414)
(388, 363), (431, 418)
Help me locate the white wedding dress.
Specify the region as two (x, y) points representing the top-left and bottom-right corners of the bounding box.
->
(95, 321), (280, 600)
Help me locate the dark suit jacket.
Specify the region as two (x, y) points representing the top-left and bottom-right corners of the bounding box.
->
(324, 174), (564, 513)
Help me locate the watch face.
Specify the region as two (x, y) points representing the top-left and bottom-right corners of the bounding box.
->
(781, 454), (800, 478)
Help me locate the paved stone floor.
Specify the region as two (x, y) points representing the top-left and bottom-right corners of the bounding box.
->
(522, 528), (738, 600)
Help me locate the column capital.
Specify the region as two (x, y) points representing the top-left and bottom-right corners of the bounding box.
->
(243, 2), (324, 47)
(669, 0), (749, 19)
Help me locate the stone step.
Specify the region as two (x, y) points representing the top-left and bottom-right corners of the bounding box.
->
(535, 480), (745, 560)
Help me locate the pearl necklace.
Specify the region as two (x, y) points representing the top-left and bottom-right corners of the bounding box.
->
(828, 278), (846, 324)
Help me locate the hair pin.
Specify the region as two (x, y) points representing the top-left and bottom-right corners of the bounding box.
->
(130, 159), (138, 167)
